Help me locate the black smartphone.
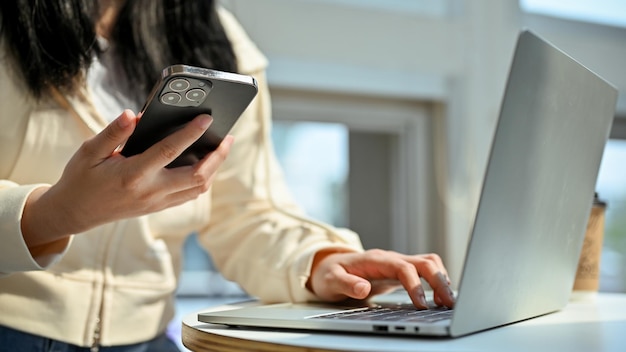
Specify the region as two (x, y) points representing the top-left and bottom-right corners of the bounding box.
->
(120, 64), (258, 168)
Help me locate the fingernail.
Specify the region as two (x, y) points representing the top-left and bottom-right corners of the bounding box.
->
(418, 294), (428, 308)
(448, 287), (455, 300)
(196, 114), (213, 129)
(222, 135), (235, 148)
(117, 113), (131, 128)
(353, 282), (368, 297)
(415, 286), (427, 308)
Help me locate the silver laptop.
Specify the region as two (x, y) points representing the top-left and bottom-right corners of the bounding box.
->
(198, 30), (618, 338)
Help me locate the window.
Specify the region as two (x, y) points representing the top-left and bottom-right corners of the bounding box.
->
(597, 139), (626, 292)
(272, 121), (349, 226)
(520, 0), (626, 28)
(519, 0), (626, 295)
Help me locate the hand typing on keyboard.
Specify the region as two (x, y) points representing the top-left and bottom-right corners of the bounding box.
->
(306, 249), (456, 310)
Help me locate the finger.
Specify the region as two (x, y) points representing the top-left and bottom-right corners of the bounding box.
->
(148, 184), (208, 211)
(410, 257), (454, 308)
(426, 254), (451, 284)
(356, 252), (429, 309)
(84, 110), (137, 160)
(340, 251), (429, 308)
(326, 266), (372, 301)
(431, 272), (455, 308)
(392, 262), (429, 309)
(401, 253), (449, 280)
(349, 252), (429, 309)
(422, 259), (454, 307)
(144, 133), (233, 198)
(194, 134), (234, 173)
(161, 159), (224, 205)
(434, 293), (443, 306)
(138, 114), (213, 169)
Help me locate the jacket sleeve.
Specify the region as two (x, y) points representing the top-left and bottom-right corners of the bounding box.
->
(197, 9), (364, 303)
(0, 39), (72, 276)
(197, 69), (364, 303)
(0, 182), (72, 276)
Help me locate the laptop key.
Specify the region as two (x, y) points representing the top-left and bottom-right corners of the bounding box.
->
(313, 306), (452, 323)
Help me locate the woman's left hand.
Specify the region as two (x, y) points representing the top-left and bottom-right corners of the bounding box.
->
(307, 249), (455, 309)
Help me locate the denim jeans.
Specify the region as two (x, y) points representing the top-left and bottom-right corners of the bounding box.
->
(0, 325), (180, 352)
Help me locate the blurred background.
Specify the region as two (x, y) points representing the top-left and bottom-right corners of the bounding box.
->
(172, 0), (626, 349)
(179, 0), (626, 298)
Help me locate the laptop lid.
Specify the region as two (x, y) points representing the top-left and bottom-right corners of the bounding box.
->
(198, 30), (618, 338)
(449, 29), (617, 336)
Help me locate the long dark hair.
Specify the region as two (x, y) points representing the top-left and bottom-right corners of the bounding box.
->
(0, 0), (237, 99)
(0, 0), (99, 97)
(112, 0), (237, 98)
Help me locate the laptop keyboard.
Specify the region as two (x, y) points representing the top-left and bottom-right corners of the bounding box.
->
(311, 305), (453, 323)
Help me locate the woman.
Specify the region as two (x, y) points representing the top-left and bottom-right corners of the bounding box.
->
(0, 0), (454, 350)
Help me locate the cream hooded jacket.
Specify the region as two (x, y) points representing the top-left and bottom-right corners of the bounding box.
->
(0, 8), (363, 347)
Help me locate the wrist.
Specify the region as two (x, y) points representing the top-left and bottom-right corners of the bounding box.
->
(21, 185), (75, 248)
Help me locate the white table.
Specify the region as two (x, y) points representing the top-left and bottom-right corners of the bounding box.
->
(182, 293), (626, 352)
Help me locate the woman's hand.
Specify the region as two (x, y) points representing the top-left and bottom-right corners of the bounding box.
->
(21, 110), (233, 248)
(307, 249), (455, 309)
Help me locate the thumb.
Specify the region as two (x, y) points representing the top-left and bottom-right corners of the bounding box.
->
(332, 272), (372, 300)
(87, 110), (137, 159)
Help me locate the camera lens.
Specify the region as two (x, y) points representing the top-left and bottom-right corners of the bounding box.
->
(186, 88), (207, 102)
(169, 78), (190, 91)
(161, 92), (182, 105)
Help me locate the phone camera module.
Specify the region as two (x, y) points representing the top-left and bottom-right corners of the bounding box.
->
(161, 92), (182, 105)
(186, 88), (207, 103)
(169, 78), (190, 91)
